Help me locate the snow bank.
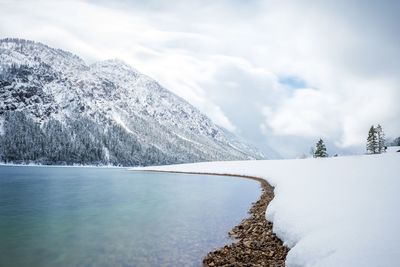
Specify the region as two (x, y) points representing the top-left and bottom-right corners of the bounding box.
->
(134, 153), (400, 267)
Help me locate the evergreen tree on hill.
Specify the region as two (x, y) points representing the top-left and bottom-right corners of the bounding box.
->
(376, 124), (386, 153)
(366, 124), (387, 154)
(314, 139), (328, 158)
(366, 126), (378, 154)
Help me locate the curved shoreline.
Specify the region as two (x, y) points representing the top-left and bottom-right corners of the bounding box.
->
(140, 170), (289, 266)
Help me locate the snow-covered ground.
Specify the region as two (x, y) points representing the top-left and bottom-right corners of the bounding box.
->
(387, 146), (400, 153)
(134, 153), (400, 267)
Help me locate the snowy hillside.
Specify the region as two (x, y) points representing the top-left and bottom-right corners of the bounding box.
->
(0, 38), (265, 166)
(136, 153), (400, 266)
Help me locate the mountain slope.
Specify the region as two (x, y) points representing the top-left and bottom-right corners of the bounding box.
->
(0, 38), (265, 166)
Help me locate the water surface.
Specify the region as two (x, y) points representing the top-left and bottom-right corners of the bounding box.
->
(0, 166), (260, 266)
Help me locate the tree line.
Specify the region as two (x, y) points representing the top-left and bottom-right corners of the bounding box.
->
(311, 124), (395, 158)
(0, 111), (179, 166)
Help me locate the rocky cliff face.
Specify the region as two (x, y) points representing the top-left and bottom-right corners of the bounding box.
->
(0, 38), (265, 166)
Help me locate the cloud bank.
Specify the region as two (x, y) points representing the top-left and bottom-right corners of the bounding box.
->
(1, 0), (399, 157)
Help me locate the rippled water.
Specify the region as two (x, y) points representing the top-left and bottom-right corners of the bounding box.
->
(0, 166), (260, 267)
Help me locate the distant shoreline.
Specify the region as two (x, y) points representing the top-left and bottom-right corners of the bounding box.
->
(137, 170), (289, 266)
(0, 162), (126, 168)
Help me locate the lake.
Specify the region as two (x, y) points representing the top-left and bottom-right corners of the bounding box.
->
(0, 166), (260, 266)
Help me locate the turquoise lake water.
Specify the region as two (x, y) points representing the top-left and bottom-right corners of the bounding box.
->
(0, 166), (260, 267)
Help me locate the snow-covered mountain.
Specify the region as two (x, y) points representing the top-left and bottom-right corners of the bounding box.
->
(0, 38), (265, 166)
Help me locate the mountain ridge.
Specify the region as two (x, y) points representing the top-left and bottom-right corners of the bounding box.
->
(0, 38), (266, 166)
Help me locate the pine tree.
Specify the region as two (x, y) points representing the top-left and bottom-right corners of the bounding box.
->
(376, 124), (386, 153)
(366, 126), (378, 154)
(314, 139), (328, 158)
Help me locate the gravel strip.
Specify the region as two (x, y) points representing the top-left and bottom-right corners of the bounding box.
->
(202, 175), (289, 267)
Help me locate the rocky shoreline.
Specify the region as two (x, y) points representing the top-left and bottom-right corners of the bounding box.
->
(202, 175), (289, 266)
(140, 170), (289, 266)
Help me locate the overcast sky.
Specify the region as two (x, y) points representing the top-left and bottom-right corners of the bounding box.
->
(1, 0), (399, 158)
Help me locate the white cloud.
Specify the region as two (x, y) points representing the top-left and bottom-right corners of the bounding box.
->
(0, 0), (399, 157)
(263, 88), (341, 138)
